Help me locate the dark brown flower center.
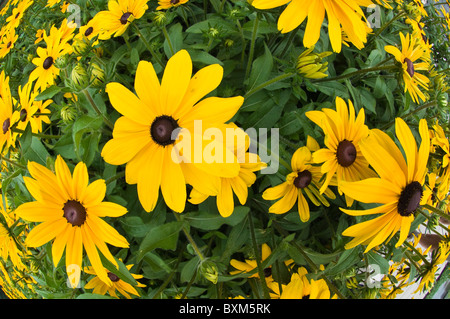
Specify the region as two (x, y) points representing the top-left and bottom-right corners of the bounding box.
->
(107, 272), (120, 282)
(43, 56), (54, 70)
(84, 26), (94, 37)
(6, 41), (11, 49)
(336, 140), (357, 167)
(19, 109), (27, 122)
(2, 118), (10, 134)
(120, 12), (132, 25)
(397, 181), (422, 217)
(63, 200), (87, 227)
(150, 115), (179, 146)
(171, 0), (180, 4)
(404, 58), (415, 78)
(263, 267), (272, 278)
(294, 170), (312, 189)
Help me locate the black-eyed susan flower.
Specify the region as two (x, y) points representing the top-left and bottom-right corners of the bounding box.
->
(268, 267), (332, 299)
(92, 0), (149, 40)
(15, 155), (130, 288)
(13, 82), (40, 133)
(84, 264), (146, 298)
(339, 118), (430, 253)
(385, 32), (430, 104)
(262, 136), (335, 222)
(251, 0), (373, 53)
(101, 49), (243, 213)
(0, 72), (17, 152)
(305, 97), (376, 206)
(28, 26), (72, 92)
(156, 0), (189, 10)
(0, 27), (18, 59)
(230, 243), (273, 282)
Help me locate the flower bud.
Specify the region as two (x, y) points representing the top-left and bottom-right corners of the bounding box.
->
(199, 259), (219, 284)
(89, 62), (105, 88)
(60, 105), (76, 123)
(71, 63), (89, 90)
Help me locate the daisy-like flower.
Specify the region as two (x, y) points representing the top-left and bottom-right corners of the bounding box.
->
(251, 0), (373, 53)
(13, 82), (40, 133)
(101, 49), (243, 213)
(0, 218), (25, 271)
(84, 264), (146, 298)
(262, 137), (335, 222)
(188, 125), (266, 217)
(339, 118), (430, 253)
(0, 27), (18, 59)
(14, 155), (130, 288)
(92, 0), (149, 40)
(0, 72), (17, 152)
(156, 0), (189, 10)
(305, 97), (376, 206)
(385, 32), (430, 104)
(268, 267), (332, 299)
(28, 26), (72, 92)
(230, 243), (274, 282)
(5, 0), (33, 31)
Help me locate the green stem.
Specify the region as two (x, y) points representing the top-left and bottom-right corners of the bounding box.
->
(244, 72), (296, 99)
(82, 89), (114, 130)
(245, 13), (260, 81)
(248, 212), (271, 299)
(312, 64), (398, 83)
(0, 154), (26, 170)
(422, 204), (450, 222)
(404, 241), (432, 268)
(133, 24), (165, 68)
(104, 171), (125, 185)
(10, 127), (61, 140)
(380, 101), (438, 130)
(174, 213), (206, 262)
(162, 25), (175, 56)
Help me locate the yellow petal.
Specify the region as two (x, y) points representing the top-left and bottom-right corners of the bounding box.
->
(137, 145), (164, 212)
(26, 218), (67, 247)
(339, 178), (401, 204)
(87, 202), (128, 218)
(134, 60), (161, 115)
(160, 146), (187, 213)
(160, 49), (192, 117)
(395, 118), (417, 183)
(106, 82), (154, 126)
(86, 214), (129, 248)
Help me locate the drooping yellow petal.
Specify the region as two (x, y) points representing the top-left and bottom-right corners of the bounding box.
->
(137, 144), (164, 212)
(339, 178), (401, 204)
(160, 146), (187, 213)
(25, 218), (67, 247)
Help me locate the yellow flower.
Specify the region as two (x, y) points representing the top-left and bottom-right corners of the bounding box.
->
(268, 267), (332, 299)
(306, 97), (376, 206)
(0, 27), (18, 59)
(339, 118), (430, 253)
(385, 32), (430, 103)
(296, 46), (332, 79)
(157, 0), (189, 10)
(0, 71), (17, 152)
(12, 82), (41, 133)
(230, 243), (273, 281)
(84, 264), (146, 298)
(262, 136), (335, 222)
(101, 49), (243, 213)
(15, 155), (130, 288)
(251, 0), (373, 53)
(92, 0), (149, 40)
(28, 26), (72, 92)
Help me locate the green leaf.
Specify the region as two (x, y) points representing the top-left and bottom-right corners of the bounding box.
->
(34, 85), (61, 101)
(136, 221), (186, 261)
(184, 206), (249, 231)
(323, 247), (362, 276)
(180, 256), (200, 283)
(72, 115), (103, 156)
(120, 216), (152, 238)
(247, 43), (273, 91)
(366, 251), (390, 275)
(99, 254), (138, 287)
